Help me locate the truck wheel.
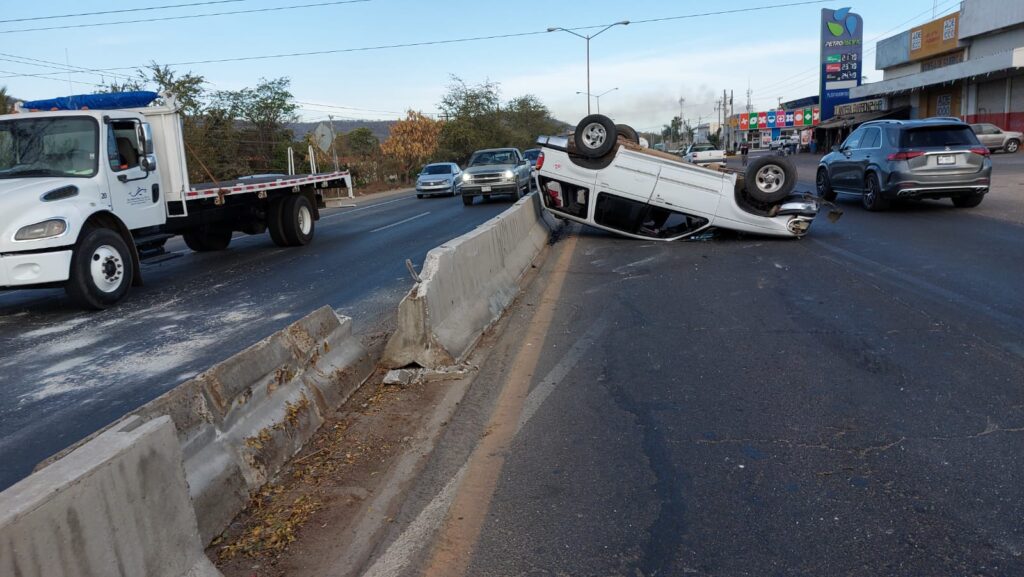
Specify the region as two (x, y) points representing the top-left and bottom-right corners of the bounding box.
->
(616, 124), (640, 144)
(183, 226), (232, 252)
(65, 227), (134, 310)
(574, 114), (618, 158)
(267, 197), (289, 247)
(281, 194), (315, 246)
(745, 155), (796, 203)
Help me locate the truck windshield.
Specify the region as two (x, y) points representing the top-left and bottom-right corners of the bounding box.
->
(469, 151), (515, 166)
(0, 117), (99, 179)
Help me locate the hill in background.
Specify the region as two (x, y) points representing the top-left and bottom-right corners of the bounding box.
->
(289, 119), (395, 141)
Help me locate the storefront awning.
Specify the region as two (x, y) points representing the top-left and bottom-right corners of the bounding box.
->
(816, 107), (912, 130)
(851, 47), (1024, 99)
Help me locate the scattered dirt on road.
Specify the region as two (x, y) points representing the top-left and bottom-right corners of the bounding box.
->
(210, 366), (452, 577)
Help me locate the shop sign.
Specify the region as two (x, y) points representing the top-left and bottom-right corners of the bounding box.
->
(910, 12), (959, 61)
(834, 98), (888, 116)
(757, 112), (768, 129)
(921, 50), (964, 72)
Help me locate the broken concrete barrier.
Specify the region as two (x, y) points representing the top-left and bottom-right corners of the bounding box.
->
(383, 193), (550, 369)
(0, 416), (222, 577)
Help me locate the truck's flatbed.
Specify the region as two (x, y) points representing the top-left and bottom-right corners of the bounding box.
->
(186, 171), (352, 199)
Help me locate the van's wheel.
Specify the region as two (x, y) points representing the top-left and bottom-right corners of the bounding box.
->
(267, 197), (289, 247)
(65, 227), (134, 310)
(816, 168), (836, 202)
(281, 194), (315, 246)
(616, 124), (640, 144)
(574, 114), (618, 158)
(183, 226), (232, 252)
(745, 155), (796, 203)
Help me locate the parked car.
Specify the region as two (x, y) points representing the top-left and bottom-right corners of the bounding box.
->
(816, 118), (992, 211)
(534, 114), (821, 240)
(416, 162), (462, 198)
(683, 142), (726, 165)
(768, 137), (794, 150)
(460, 148), (532, 206)
(969, 122), (1022, 153)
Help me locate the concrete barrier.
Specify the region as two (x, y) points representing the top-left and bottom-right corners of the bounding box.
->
(0, 416), (222, 577)
(35, 306), (375, 545)
(383, 193), (550, 369)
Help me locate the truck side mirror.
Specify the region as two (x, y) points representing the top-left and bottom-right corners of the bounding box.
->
(140, 122), (155, 155)
(140, 154), (157, 172)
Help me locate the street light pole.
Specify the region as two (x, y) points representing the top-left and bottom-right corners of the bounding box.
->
(548, 21), (630, 115)
(576, 87), (619, 114)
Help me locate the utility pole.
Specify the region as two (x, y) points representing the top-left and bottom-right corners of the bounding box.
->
(328, 114), (340, 172)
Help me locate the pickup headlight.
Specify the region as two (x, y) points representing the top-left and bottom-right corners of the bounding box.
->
(503, 170), (514, 180)
(15, 219), (68, 241)
(462, 173), (471, 182)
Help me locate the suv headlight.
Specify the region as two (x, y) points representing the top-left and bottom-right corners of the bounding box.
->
(503, 170), (514, 180)
(15, 219), (68, 241)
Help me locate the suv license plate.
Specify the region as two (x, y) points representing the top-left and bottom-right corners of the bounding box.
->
(937, 155), (956, 165)
(481, 186), (492, 192)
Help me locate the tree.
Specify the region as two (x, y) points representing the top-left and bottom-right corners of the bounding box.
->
(707, 127), (722, 149)
(682, 120), (695, 145)
(0, 86), (12, 114)
(380, 111), (441, 180)
(503, 95), (563, 151)
(346, 127), (379, 159)
(437, 76), (504, 163)
(213, 78), (297, 173)
(662, 116), (682, 144)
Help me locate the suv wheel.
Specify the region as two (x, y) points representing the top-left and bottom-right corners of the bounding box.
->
(816, 168), (836, 202)
(1005, 139), (1020, 153)
(952, 193), (984, 208)
(862, 173), (889, 212)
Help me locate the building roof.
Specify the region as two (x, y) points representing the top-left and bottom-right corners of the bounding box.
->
(851, 47), (1024, 99)
(816, 107), (912, 130)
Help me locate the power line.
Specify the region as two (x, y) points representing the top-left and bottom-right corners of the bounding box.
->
(0, 54), (136, 83)
(0, 68), (103, 88)
(1, 0), (845, 77)
(293, 100), (402, 115)
(0, 0), (371, 34)
(0, 0), (247, 24)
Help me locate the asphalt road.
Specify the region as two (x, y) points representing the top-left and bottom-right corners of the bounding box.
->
(373, 161), (1024, 576)
(0, 191), (511, 491)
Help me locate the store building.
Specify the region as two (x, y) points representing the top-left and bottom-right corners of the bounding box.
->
(726, 98), (821, 150)
(850, 0), (1024, 131)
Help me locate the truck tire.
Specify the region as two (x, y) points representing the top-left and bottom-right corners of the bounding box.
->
(574, 115), (618, 158)
(183, 226), (232, 252)
(616, 124), (640, 144)
(65, 227), (134, 310)
(281, 194), (315, 246)
(267, 197), (289, 247)
(745, 155), (796, 203)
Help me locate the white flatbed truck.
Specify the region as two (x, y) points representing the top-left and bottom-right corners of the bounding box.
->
(0, 91), (352, 309)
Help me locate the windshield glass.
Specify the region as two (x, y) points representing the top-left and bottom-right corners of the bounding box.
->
(900, 126), (979, 148)
(469, 150), (516, 166)
(0, 117), (99, 179)
(422, 164), (452, 175)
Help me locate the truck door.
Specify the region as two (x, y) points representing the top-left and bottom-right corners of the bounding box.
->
(105, 119), (165, 231)
(591, 151), (660, 235)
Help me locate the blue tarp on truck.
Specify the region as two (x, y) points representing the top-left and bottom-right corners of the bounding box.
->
(21, 91), (159, 111)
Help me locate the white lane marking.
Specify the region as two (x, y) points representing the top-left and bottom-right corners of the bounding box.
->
(321, 195), (414, 220)
(363, 317), (608, 577)
(370, 212), (431, 233)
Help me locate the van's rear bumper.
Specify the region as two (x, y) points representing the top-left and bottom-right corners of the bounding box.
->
(0, 249), (72, 288)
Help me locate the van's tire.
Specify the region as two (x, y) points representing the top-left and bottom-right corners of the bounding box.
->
(816, 167), (836, 202)
(745, 155), (796, 203)
(862, 173), (890, 211)
(65, 227), (134, 310)
(281, 194), (315, 246)
(616, 124), (640, 144)
(574, 115), (618, 158)
(183, 226), (232, 252)
(267, 197), (289, 247)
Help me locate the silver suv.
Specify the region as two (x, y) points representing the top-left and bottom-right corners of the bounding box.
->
(816, 118), (992, 211)
(970, 122), (1022, 153)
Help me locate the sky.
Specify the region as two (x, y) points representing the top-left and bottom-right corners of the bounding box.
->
(0, 0), (961, 132)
